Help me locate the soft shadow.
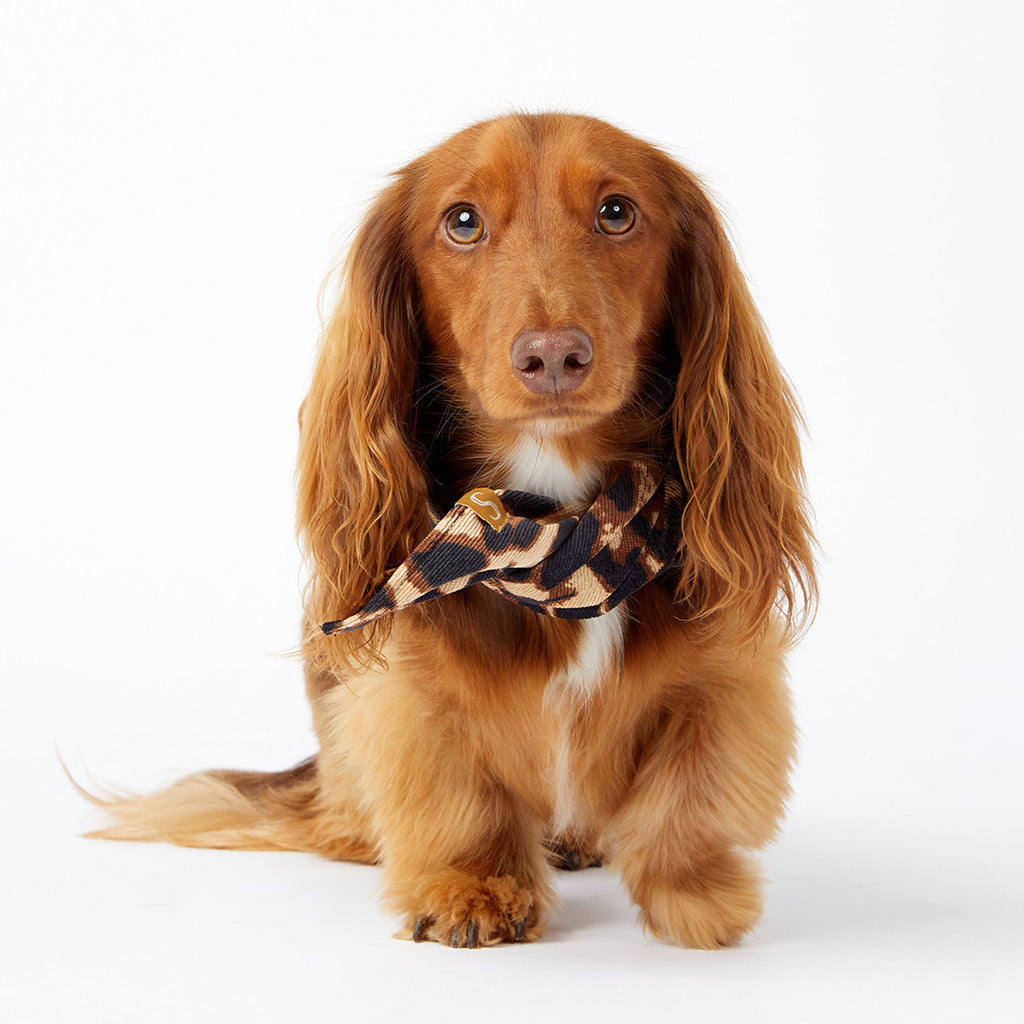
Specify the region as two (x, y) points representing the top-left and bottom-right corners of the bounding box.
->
(758, 830), (1018, 946)
(544, 868), (637, 941)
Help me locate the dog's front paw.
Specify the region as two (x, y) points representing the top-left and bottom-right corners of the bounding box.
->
(633, 850), (763, 949)
(393, 869), (547, 948)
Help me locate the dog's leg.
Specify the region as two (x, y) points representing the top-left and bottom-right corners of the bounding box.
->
(380, 760), (553, 947)
(328, 659), (554, 948)
(604, 654), (795, 949)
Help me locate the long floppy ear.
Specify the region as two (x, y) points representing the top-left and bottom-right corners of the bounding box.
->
(663, 164), (817, 642)
(297, 171), (429, 671)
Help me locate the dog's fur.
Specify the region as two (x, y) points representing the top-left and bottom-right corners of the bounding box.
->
(86, 113), (816, 949)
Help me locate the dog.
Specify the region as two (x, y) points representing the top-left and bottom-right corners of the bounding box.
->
(86, 113), (816, 949)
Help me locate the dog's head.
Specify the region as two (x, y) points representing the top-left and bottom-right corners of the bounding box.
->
(407, 115), (676, 442)
(299, 114), (815, 666)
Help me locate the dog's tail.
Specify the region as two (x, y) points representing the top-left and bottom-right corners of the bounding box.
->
(73, 757), (377, 862)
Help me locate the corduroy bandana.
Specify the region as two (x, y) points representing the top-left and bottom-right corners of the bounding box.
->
(321, 460), (686, 636)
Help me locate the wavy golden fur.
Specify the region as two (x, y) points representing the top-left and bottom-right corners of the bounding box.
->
(85, 113), (816, 949)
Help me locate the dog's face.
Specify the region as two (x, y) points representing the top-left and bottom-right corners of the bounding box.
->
(409, 115), (677, 439)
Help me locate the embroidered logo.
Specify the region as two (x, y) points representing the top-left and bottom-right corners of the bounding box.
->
(456, 488), (508, 530)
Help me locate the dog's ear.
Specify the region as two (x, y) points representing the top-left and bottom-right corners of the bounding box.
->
(297, 171), (429, 670)
(661, 163), (816, 641)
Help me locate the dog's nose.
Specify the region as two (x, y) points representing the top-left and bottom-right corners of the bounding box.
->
(510, 327), (593, 394)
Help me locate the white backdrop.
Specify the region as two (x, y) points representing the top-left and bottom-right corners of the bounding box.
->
(2, 1), (1022, 1021)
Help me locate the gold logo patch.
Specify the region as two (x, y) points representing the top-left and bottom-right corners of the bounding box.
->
(456, 488), (508, 530)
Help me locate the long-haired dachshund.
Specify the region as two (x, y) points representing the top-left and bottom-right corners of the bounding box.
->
(87, 113), (816, 949)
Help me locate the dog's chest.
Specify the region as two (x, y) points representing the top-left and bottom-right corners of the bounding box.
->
(544, 607), (624, 834)
(504, 435), (599, 505)
(504, 437), (627, 829)
(548, 605), (625, 703)
(503, 435), (626, 702)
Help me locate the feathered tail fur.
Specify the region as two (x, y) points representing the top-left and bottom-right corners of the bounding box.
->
(76, 757), (377, 862)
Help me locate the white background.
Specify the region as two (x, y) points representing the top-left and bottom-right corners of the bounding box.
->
(2, 1), (1022, 1020)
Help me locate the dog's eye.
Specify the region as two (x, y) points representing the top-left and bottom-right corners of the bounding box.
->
(596, 197), (636, 235)
(444, 206), (485, 244)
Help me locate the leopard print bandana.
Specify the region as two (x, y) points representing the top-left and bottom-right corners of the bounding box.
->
(321, 460), (685, 636)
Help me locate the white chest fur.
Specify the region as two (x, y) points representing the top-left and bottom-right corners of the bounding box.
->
(505, 436), (627, 832)
(505, 435), (599, 505)
(504, 435), (627, 703)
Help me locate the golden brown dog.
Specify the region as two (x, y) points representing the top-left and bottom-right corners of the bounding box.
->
(88, 113), (816, 949)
